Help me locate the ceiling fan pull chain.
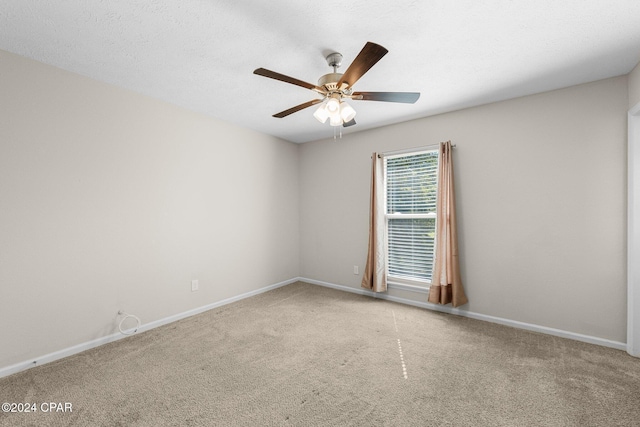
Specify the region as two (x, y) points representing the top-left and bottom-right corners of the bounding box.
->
(333, 126), (343, 141)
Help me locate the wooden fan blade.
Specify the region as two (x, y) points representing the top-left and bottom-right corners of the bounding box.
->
(343, 118), (357, 127)
(351, 91), (420, 103)
(254, 68), (324, 92)
(337, 42), (388, 89)
(273, 99), (323, 118)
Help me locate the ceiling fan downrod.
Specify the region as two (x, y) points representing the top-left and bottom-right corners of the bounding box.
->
(325, 52), (343, 73)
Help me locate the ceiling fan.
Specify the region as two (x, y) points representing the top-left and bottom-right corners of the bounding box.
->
(253, 42), (420, 128)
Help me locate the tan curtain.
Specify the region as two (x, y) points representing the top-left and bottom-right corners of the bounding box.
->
(428, 141), (468, 307)
(361, 152), (387, 292)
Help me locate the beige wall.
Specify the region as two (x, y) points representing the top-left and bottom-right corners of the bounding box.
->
(0, 51), (300, 368)
(629, 60), (640, 109)
(1, 47), (632, 370)
(300, 76), (628, 343)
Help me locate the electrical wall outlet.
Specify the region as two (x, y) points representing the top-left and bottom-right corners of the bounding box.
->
(353, 266), (359, 275)
(191, 279), (199, 292)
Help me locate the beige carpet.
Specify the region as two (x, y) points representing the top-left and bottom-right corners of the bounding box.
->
(1, 281), (639, 426)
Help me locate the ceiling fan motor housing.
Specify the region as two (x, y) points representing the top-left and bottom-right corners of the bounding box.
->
(318, 73), (343, 91)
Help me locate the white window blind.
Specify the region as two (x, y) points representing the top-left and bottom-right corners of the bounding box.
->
(385, 151), (438, 283)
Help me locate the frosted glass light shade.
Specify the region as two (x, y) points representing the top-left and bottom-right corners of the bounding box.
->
(340, 102), (356, 122)
(329, 114), (342, 126)
(326, 97), (340, 114)
(313, 104), (329, 123)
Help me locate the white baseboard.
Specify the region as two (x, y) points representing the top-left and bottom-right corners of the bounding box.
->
(0, 278), (298, 379)
(2, 276), (626, 379)
(300, 277), (627, 352)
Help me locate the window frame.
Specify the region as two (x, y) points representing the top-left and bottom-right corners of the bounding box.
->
(383, 149), (439, 289)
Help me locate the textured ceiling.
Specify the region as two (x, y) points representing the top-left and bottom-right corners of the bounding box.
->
(1, 0), (640, 143)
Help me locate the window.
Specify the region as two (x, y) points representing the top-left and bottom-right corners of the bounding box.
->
(385, 150), (438, 285)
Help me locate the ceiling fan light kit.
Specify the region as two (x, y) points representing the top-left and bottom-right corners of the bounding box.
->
(253, 42), (420, 130)
(313, 93), (354, 127)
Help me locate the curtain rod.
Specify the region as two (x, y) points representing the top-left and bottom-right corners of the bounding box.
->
(377, 141), (456, 158)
